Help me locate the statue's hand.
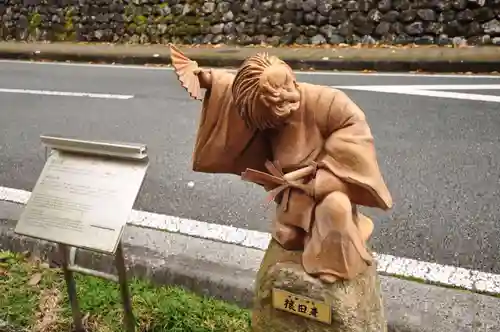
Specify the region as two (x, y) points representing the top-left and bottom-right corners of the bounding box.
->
(193, 68), (213, 90)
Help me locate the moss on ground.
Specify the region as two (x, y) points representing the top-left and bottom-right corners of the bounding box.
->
(29, 13), (42, 29)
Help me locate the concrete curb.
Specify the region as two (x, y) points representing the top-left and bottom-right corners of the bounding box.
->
(0, 48), (499, 73)
(1, 201), (500, 332)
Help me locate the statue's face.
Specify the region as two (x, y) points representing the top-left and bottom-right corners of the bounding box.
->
(259, 65), (300, 121)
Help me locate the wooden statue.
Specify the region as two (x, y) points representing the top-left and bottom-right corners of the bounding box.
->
(169, 44), (393, 283)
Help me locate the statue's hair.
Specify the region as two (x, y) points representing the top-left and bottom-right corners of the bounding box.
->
(231, 52), (294, 130)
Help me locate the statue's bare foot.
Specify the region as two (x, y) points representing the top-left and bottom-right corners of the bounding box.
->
(357, 215), (374, 242)
(319, 274), (338, 283)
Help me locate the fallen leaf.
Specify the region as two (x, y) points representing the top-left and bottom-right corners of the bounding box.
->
(39, 263), (50, 270)
(0, 252), (11, 261)
(34, 288), (62, 332)
(28, 273), (43, 286)
(82, 312), (90, 325)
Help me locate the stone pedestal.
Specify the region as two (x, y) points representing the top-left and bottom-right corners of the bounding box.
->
(252, 239), (387, 332)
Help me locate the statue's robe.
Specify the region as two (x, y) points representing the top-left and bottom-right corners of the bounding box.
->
(192, 69), (392, 280)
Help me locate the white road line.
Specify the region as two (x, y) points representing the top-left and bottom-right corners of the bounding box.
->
(391, 89), (500, 103)
(334, 84), (500, 103)
(0, 88), (134, 99)
(0, 185), (499, 295)
(336, 84), (500, 90)
(0, 59), (499, 78)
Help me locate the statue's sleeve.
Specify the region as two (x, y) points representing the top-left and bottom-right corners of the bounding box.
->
(191, 69), (271, 176)
(313, 87), (393, 210)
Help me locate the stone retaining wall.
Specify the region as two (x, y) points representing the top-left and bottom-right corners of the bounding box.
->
(1, 0), (500, 45)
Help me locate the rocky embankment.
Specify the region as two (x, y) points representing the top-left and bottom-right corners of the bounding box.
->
(1, 0), (500, 45)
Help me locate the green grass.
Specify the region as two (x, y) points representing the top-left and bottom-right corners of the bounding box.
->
(0, 251), (251, 332)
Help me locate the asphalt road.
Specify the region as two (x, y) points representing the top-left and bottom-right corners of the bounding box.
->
(0, 60), (499, 274)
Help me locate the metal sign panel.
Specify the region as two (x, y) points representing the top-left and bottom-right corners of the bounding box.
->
(15, 149), (148, 254)
(272, 288), (332, 324)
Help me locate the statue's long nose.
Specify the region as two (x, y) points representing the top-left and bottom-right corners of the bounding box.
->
(282, 89), (300, 103)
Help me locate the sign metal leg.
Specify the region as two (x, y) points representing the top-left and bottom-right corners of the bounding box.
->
(115, 242), (135, 332)
(59, 244), (85, 332)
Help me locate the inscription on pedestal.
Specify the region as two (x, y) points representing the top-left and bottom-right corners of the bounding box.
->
(272, 288), (332, 324)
